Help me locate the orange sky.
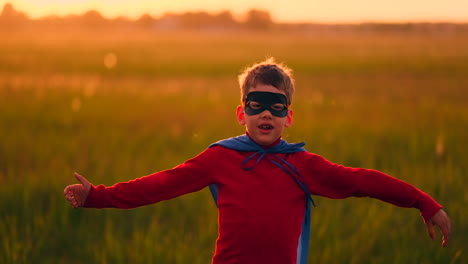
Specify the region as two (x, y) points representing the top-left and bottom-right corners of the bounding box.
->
(6, 0), (468, 23)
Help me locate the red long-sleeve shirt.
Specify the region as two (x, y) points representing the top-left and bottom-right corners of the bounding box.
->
(84, 144), (442, 264)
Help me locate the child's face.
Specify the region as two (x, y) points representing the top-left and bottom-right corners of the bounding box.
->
(237, 83), (293, 146)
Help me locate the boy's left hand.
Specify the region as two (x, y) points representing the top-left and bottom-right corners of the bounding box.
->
(426, 209), (451, 247)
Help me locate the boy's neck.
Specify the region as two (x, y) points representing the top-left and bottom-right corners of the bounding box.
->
(245, 132), (282, 149)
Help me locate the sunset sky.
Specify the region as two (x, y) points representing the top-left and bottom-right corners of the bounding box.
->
(6, 0), (468, 23)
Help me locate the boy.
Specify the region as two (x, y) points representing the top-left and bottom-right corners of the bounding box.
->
(64, 58), (451, 264)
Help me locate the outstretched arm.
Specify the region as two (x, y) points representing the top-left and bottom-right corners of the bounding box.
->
(64, 172), (91, 208)
(62, 148), (220, 209)
(303, 153), (451, 247)
(426, 209), (451, 247)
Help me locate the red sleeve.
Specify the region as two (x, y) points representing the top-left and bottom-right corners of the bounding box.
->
(302, 153), (442, 222)
(84, 148), (217, 209)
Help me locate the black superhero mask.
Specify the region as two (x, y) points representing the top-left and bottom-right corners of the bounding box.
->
(244, 91), (289, 117)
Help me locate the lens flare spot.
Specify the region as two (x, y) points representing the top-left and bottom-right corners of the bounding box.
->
(436, 134), (445, 160)
(104, 52), (118, 69)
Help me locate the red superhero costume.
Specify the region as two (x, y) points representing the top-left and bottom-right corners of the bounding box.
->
(84, 135), (442, 264)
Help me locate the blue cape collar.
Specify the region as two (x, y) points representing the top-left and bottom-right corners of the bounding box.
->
(209, 134), (306, 154)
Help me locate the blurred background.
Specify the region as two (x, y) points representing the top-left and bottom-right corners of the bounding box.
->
(0, 1), (467, 263)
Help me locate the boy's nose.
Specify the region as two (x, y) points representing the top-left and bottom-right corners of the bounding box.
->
(260, 109), (273, 119)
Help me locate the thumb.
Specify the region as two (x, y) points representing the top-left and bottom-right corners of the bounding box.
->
(426, 220), (436, 241)
(74, 172), (91, 191)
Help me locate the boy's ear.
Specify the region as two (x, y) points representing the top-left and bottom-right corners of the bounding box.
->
(285, 109), (294, 127)
(236, 105), (246, 125)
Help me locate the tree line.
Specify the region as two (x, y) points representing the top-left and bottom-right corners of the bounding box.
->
(1, 3), (467, 34)
(0, 3), (274, 31)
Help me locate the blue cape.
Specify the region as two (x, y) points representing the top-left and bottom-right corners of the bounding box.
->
(208, 134), (315, 264)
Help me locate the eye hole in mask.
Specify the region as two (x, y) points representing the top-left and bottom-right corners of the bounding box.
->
(244, 91), (289, 117)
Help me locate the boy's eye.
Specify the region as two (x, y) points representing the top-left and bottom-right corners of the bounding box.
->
(271, 104), (286, 111)
(248, 102), (262, 110)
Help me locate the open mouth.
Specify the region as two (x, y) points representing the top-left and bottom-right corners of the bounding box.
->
(258, 124), (274, 130)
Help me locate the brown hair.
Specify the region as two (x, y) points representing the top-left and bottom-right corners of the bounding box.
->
(238, 57), (295, 105)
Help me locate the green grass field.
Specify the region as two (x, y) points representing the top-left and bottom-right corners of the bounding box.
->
(1, 29), (467, 263)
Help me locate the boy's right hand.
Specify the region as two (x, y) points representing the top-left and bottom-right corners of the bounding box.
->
(64, 172), (91, 208)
